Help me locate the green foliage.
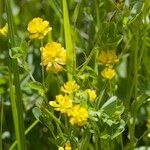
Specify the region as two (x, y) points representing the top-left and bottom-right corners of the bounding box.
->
(0, 0), (150, 150)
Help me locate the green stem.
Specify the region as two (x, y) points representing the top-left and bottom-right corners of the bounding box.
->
(119, 134), (124, 150)
(40, 40), (45, 87)
(95, 0), (100, 28)
(40, 40), (48, 103)
(77, 47), (98, 76)
(0, 96), (3, 150)
(135, 130), (149, 146)
(48, 0), (62, 21)
(9, 120), (39, 150)
(6, 0), (26, 150)
(92, 0), (100, 74)
(80, 131), (91, 150)
(42, 107), (62, 126)
(130, 33), (139, 150)
(96, 81), (107, 110)
(0, 0), (3, 24)
(62, 0), (75, 80)
(56, 124), (65, 141)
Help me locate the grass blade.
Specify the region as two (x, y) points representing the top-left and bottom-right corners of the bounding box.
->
(62, 0), (75, 80)
(9, 120), (39, 150)
(0, 96), (3, 150)
(6, 0), (27, 150)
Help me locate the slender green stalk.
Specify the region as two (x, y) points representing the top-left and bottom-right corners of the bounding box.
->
(80, 131), (91, 150)
(72, 2), (80, 25)
(41, 107), (66, 140)
(135, 130), (149, 146)
(119, 134), (124, 150)
(77, 47), (98, 76)
(42, 107), (62, 126)
(95, 0), (100, 28)
(0, 96), (3, 150)
(48, 0), (62, 21)
(96, 82), (107, 110)
(6, 0), (26, 150)
(0, 0), (3, 24)
(9, 120), (39, 150)
(129, 33), (139, 150)
(62, 0), (75, 80)
(56, 124), (65, 141)
(40, 40), (46, 90)
(9, 76), (22, 150)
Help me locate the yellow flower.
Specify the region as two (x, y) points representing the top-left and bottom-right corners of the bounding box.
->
(98, 50), (119, 66)
(101, 67), (116, 80)
(61, 80), (80, 94)
(0, 24), (8, 36)
(49, 95), (72, 113)
(58, 143), (71, 150)
(58, 147), (64, 150)
(146, 119), (150, 129)
(65, 143), (71, 150)
(67, 105), (88, 126)
(86, 89), (97, 102)
(41, 42), (66, 73)
(27, 17), (52, 39)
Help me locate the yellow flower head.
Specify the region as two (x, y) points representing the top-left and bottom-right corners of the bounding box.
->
(0, 24), (8, 36)
(146, 119), (150, 129)
(65, 143), (71, 150)
(61, 80), (80, 94)
(86, 89), (97, 102)
(41, 42), (66, 73)
(58, 143), (71, 150)
(101, 67), (116, 80)
(98, 50), (119, 66)
(58, 147), (64, 150)
(49, 95), (72, 113)
(27, 17), (52, 39)
(67, 105), (88, 126)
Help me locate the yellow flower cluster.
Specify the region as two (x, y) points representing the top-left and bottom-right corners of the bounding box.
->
(98, 50), (119, 66)
(49, 95), (72, 113)
(27, 18), (66, 73)
(58, 143), (71, 150)
(41, 42), (66, 73)
(49, 80), (89, 126)
(67, 105), (88, 126)
(86, 89), (97, 102)
(146, 119), (150, 129)
(147, 120), (150, 138)
(0, 24), (8, 36)
(98, 50), (119, 80)
(101, 67), (116, 80)
(27, 17), (52, 39)
(61, 80), (80, 94)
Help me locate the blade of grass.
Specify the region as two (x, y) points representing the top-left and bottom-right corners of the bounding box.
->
(62, 0), (75, 80)
(8, 78), (22, 150)
(130, 34), (139, 150)
(0, 96), (3, 150)
(80, 130), (91, 150)
(48, 0), (62, 20)
(0, 0), (3, 24)
(6, 0), (26, 150)
(8, 119), (39, 150)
